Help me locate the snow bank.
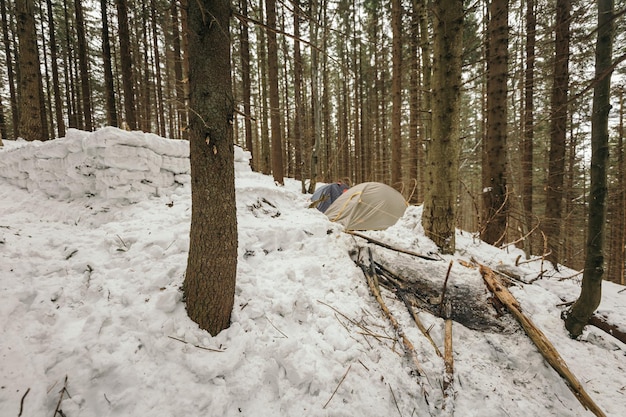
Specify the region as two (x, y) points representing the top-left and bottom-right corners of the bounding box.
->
(0, 127), (251, 203)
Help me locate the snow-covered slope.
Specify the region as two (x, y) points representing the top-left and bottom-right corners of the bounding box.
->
(1, 128), (624, 417)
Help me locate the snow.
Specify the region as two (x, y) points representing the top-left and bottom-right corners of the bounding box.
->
(1, 127), (625, 417)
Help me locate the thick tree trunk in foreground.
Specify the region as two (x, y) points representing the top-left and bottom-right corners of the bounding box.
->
(185, 0), (238, 336)
(422, 0), (463, 254)
(15, 0), (47, 141)
(481, 0), (509, 246)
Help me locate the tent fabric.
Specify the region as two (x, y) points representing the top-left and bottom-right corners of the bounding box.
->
(324, 182), (408, 231)
(310, 182), (349, 212)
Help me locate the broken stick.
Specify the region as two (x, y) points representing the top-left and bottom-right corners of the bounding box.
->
(347, 231), (440, 261)
(479, 265), (607, 417)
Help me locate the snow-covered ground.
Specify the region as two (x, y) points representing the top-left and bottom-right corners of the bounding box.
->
(0, 127), (624, 417)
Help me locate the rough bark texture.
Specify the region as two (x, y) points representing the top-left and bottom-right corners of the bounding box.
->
(15, 0), (46, 141)
(422, 0), (463, 254)
(184, 0), (238, 336)
(481, 0), (509, 246)
(544, 0), (571, 267)
(564, 0), (613, 338)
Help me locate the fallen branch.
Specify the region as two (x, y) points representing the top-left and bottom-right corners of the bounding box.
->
(479, 265), (607, 417)
(167, 336), (226, 352)
(360, 249), (427, 379)
(347, 231), (440, 261)
(589, 314), (626, 345)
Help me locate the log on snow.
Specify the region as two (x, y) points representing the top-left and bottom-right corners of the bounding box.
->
(479, 265), (607, 417)
(589, 314), (626, 345)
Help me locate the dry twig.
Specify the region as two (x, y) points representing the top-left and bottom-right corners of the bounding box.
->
(323, 364), (352, 409)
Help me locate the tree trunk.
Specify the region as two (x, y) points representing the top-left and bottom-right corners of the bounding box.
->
(522, 0), (536, 257)
(171, 1), (187, 138)
(15, 0), (46, 141)
(150, 0), (166, 136)
(101, 0), (118, 128)
(116, 0), (137, 130)
(564, 0), (613, 338)
(1, 0), (19, 139)
(293, 1), (304, 187)
(46, 0), (66, 137)
(417, 0), (431, 202)
(265, 0), (284, 185)
(481, 0), (509, 246)
(390, 0), (402, 189)
(74, 0), (93, 131)
(422, 0), (463, 254)
(185, 0), (237, 336)
(240, 0), (254, 165)
(544, 0), (571, 267)
(308, 0), (321, 193)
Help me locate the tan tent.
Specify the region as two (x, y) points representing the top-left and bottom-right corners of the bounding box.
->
(324, 182), (408, 230)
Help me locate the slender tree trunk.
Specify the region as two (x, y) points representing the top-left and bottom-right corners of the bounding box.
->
(265, 0), (284, 185)
(185, 0), (237, 336)
(408, 1), (420, 203)
(522, 0), (536, 257)
(1, 0), (19, 139)
(545, 0), (571, 267)
(422, 0), (463, 254)
(74, 0), (93, 130)
(308, 0), (321, 192)
(150, 0), (165, 136)
(417, 0), (431, 202)
(293, 1), (304, 186)
(45, 0), (66, 137)
(240, 0), (254, 164)
(117, 0), (137, 130)
(101, 0), (118, 127)
(564, 0), (613, 338)
(481, 0), (509, 246)
(391, 0), (402, 190)
(257, 4), (270, 174)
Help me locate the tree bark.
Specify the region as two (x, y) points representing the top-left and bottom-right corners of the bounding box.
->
(266, 0), (284, 185)
(564, 0), (613, 338)
(522, 0), (536, 257)
(74, 0), (93, 131)
(481, 0), (509, 246)
(422, 0), (463, 254)
(1, 0), (19, 139)
(390, 0), (402, 189)
(544, 0), (571, 267)
(116, 0), (137, 130)
(101, 0), (118, 128)
(240, 0), (254, 165)
(185, 0), (238, 336)
(15, 0), (47, 141)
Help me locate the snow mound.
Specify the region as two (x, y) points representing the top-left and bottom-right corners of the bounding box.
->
(0, 127), (251, 203)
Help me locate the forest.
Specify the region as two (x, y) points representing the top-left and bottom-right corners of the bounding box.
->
(1, 0), (625, 284)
